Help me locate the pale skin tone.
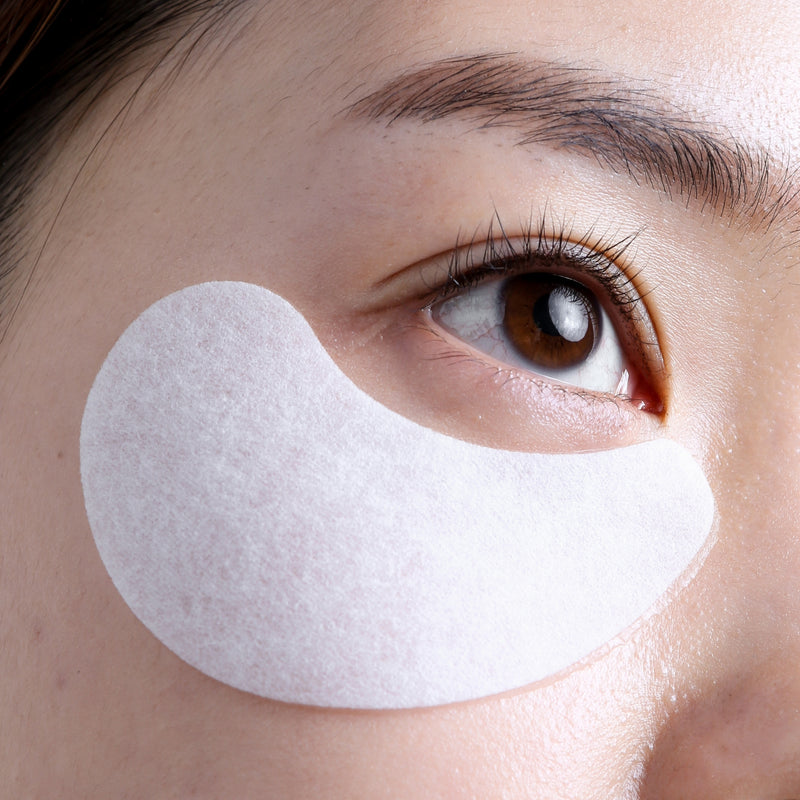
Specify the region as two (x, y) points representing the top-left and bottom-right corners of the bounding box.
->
(2, 0), (800, 796)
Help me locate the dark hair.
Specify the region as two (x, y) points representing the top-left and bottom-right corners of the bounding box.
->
(0, 0), (245, 341)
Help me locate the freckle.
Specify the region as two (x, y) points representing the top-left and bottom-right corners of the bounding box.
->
(55, 673), (68, 691)
(57, 450), (64, 460)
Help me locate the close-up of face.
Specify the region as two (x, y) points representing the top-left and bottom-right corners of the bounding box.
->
(3, 0), (800, 797)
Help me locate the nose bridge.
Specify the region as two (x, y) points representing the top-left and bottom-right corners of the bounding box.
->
(725, 344), (800, 538)
(634, 444), (800, 795)
(702, 262), (800, 532)
(711, 342), (800, 626)
(636, 312), (800, 798)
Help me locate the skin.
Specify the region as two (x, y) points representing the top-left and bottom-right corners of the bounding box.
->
(2, 0), (800, 796)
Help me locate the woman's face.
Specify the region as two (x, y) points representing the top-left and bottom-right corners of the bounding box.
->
(3, 0), (800, 796)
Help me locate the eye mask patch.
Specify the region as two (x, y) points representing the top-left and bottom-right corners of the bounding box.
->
(80, 281), (714, 709)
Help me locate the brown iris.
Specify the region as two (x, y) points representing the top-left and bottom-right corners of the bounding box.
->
(503, 274), (598, 369)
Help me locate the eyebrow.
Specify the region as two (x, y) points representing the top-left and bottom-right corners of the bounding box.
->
(347, 53), (800, 237)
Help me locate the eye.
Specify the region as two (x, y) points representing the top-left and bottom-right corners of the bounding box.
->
(427, 233), (663, 411)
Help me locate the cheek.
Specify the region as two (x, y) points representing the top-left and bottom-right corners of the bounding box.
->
(80, 281), (715, 710)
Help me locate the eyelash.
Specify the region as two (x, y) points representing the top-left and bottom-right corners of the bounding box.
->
(421, 212), (663, 409)
(430, 213), (642, 306)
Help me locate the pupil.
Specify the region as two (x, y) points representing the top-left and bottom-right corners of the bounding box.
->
(532, 293), (561, 337)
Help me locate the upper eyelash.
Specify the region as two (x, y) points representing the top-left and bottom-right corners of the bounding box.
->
(429, 210), (647, 319)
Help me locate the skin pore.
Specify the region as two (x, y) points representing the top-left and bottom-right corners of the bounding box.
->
(2, 0), (800, 796)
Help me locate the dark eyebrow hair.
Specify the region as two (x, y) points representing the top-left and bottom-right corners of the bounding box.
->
(347, 53), (800, 237)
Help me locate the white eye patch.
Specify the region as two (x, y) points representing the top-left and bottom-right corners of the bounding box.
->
(80, 281), (714, 709)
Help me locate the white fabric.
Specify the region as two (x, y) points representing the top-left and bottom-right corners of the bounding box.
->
(80, 281), (714, 709)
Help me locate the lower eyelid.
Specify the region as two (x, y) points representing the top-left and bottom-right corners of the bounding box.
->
(395, 311), (658, 453)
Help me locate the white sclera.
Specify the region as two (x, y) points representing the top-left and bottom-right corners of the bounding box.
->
(80, 281), (714, 709)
